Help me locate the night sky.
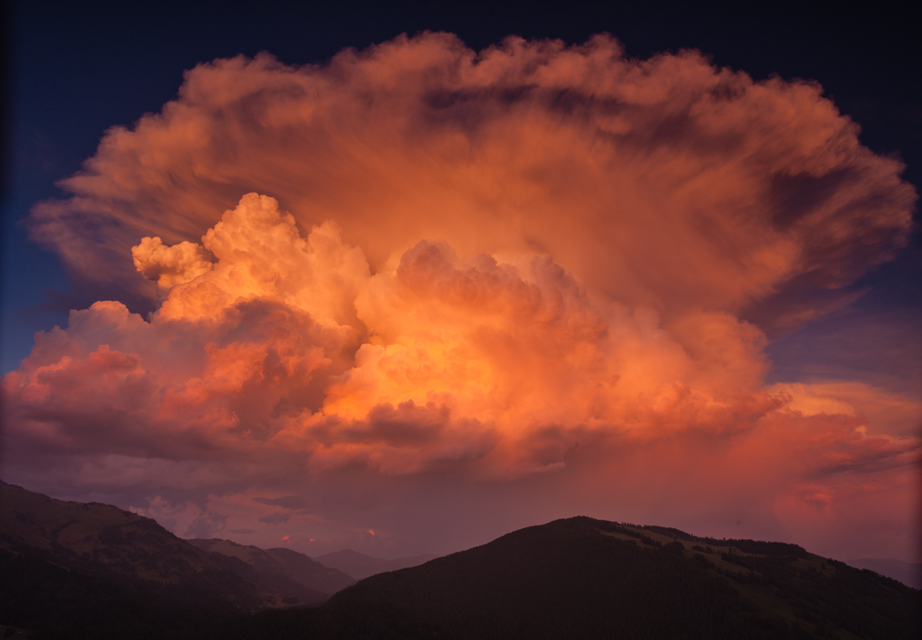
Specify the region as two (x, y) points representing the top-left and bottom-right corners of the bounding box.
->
(2, 1), (920, 564)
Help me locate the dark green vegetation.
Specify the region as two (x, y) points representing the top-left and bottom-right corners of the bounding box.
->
(2, 482), (919, 639)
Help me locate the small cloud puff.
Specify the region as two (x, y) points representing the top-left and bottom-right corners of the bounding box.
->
(132, 237), (214, 291)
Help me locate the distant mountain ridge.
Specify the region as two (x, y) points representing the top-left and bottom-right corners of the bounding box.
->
(2, 481), (919, 639)
(188, 537), (355, 595)
(314, 548), (439, 580)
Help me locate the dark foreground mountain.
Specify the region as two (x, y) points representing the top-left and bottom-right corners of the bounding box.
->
(3, 482), (919, 639)
(212, 517), (921, 640)
(315, 548), (439, 580)
(0, 481), (340, 638)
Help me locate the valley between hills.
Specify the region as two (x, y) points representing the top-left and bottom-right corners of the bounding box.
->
(1, 480), (918, 639)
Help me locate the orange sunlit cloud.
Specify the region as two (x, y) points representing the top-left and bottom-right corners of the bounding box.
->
(3, 33), (919, 561)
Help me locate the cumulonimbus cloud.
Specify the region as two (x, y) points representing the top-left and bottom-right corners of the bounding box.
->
(29, 33), (914, 328)
(8, 193), (786, 473)
(4, 33), (919, 560)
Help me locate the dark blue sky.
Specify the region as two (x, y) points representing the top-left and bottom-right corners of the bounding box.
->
(3, 0), (920, 388)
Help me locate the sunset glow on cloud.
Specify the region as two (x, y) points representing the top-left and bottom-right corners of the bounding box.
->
(4, 34), (919, 561)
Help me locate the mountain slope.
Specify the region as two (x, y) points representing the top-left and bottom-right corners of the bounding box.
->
(188, 537), (355, 595)
(4, 484), (919, 639)
(333, 517), (920, 639)
(0, 480), (260, 604)
(1, 548), (241, 639)
(214, 517), (920, 640)
(847, 558), (922, 589)
(0, 480), (332, 637)
(314, 548), (439, 580)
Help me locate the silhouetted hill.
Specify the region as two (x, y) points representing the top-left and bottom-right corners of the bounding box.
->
(188, 538), (355, 595)
(212, 517), (921, 640)
(314, 548), (440, 580)
(0, 481), (332, 637)
(3, 484), (919, 639)
(0, 480), (262, 604)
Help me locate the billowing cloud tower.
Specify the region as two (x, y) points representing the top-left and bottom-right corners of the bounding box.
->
(5, 33), (919, 560)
